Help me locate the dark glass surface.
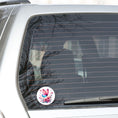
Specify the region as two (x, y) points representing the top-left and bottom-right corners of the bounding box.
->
(19, 13), (118, 109)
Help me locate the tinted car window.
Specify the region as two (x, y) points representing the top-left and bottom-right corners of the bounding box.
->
(19, 14), (118, 110)
(0, 7), (13, 38)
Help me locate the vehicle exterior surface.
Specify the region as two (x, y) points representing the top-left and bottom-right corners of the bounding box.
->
(1, 1), (118, 118)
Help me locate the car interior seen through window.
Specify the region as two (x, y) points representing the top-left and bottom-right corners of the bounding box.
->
(19, 13), (118, 110)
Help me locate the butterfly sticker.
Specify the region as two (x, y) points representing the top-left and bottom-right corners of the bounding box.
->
(37, 87), (55, 105)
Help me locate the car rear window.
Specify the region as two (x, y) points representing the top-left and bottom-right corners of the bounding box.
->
(19, 13), (118, 110)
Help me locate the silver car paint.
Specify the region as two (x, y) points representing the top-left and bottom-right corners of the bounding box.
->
(0, 4), (118, 118)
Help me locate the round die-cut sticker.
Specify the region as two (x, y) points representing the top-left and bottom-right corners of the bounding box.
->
(37, 87), (55, 105)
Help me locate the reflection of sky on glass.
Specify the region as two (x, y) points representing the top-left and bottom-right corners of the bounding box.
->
(30, 0), (118, 5)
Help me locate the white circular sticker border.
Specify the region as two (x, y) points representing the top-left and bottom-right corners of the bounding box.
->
(37, 86), (55, 105)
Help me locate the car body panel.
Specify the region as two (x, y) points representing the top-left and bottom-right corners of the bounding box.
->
(29, 107), (118, 118)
